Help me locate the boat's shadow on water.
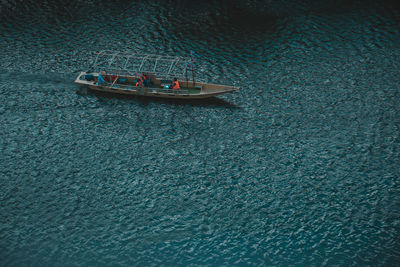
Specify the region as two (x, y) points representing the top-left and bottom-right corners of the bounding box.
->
(76, 88), (240, 108)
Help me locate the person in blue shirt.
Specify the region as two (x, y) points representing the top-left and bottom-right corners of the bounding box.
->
(97, 74), (106, 85)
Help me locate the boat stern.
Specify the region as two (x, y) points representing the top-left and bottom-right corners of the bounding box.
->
(74, 72), (96, 85)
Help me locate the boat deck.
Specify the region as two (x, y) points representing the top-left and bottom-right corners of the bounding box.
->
(77, 75), (201, 94)
(107, 82), (202, 95)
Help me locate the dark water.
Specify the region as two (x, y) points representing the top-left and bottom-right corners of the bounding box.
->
(1, 0), (400, 265)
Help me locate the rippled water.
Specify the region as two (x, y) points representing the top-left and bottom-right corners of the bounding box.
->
(1, 0), (399, 265)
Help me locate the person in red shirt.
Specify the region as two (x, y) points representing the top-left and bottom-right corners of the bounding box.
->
(136, 78), (142, 87)
(140, 73), (150, 87)
(172, 78), (180, 90)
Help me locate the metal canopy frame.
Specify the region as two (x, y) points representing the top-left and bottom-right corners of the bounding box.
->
(89, 50), (194, 80)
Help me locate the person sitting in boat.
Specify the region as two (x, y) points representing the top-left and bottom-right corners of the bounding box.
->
(172, 78), (180, 90)
(140, 73), (146, 86)
(135, 78), (142, 87)
(97, 74), (106, 85)
(140, 73), (151, 87)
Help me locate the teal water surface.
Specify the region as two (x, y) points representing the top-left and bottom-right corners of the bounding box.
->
(0, 0), (399, 266)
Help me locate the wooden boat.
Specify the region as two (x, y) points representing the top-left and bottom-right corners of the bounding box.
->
(74, 51), (239, 99)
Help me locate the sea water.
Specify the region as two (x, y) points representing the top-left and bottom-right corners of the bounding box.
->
(0, 0), (399, 265)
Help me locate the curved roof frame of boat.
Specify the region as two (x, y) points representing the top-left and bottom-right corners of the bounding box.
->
(89, 50), (197, 80)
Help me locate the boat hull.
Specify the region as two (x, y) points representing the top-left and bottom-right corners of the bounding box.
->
(85, 85), (234, 99)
